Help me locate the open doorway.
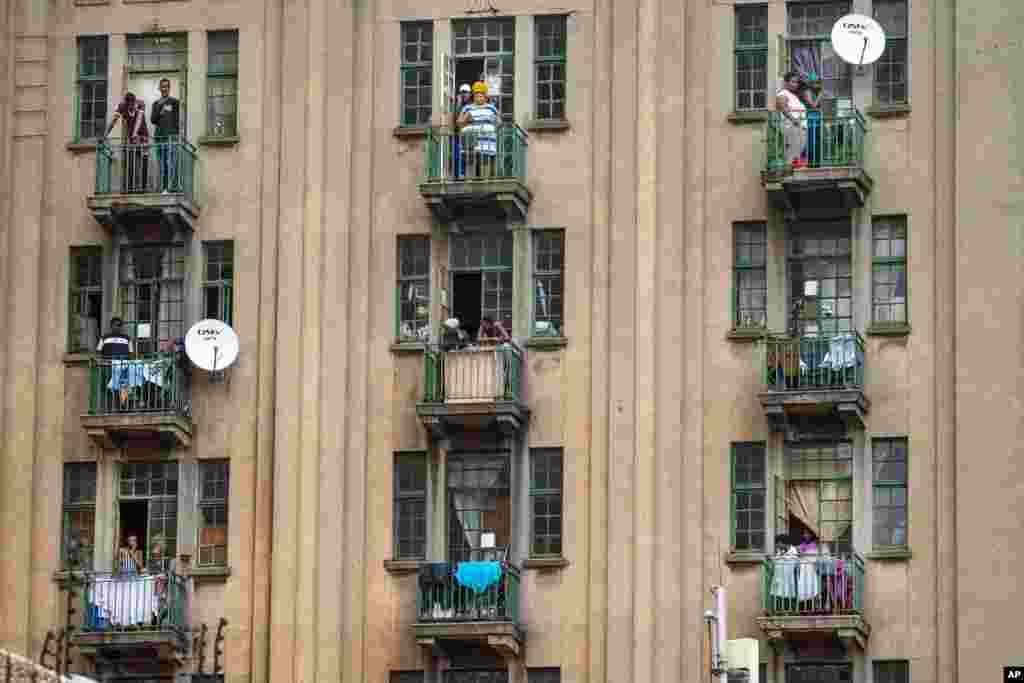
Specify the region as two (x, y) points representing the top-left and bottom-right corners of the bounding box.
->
(455, 58), (485, 93)
(119, 499), (149, 567)
(453, 272), (483, 340)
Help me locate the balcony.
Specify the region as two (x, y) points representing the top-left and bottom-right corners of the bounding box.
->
(762, 110), (873, 219)
(419, 125), (532, 222)
(413, 561), (524, 658)
(758, 552), (870, 650)
(759, 333), (869, 432)
(80, 354), (192, 449)
(71, 572), (189, 661)
(88, 140), (200, 233)
(417, 344), (529, 438)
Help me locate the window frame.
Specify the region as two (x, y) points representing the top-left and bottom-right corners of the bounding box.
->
(872, 659), (910, 683)
(532, 229), (565, 338)
(203, 240), (235, 325)
(452, 18), (516, 121)
(784, 440), (854, 553)
(871, 215), (908, 327)
(206, 30), (240, 138)
(873, 0), (909, 107)
(529, 448), (563, 558)
(394, 452), (428, 561)
(69, 246), (104, 354)
(534, 15), (568, 121)
(872, 437), (908, 550)
(75, 36), (109, 143)
(400, 22), (434, 127)
(396, 236), (431, 342)
(734, 4), (769, 112)
(785, 1), (853, 101)
(198, 460), (230, 568)
(730, 442), (767, 553)
(62, 462), (98, 570)
(118, 243), (188, 354)
(733, 221), (767, 330)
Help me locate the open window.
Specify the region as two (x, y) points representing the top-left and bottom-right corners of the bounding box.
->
(448, 230), (514, 340)
(451, 19), (515, 121)
(782, 441), (853, 554)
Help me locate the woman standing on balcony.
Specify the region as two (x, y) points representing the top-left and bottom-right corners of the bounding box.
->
(457, 81), (499, 178)
(776, 72), (807, 169)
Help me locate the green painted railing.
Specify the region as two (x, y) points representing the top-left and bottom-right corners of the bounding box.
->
(87, 353), (190, 417)
(424, 124), (528, 183)
(95, 139), (198, 202)
(765, 110), (867, 174)
(417, 561), (520, 624)
(422, 345), (523, 403)
(762, 332), (865, 391)
(762, 552), (865, 616)
(81, 572), (188, 634)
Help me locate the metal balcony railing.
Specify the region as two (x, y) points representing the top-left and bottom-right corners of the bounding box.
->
(87, 353), (190, 417)
(80, 572), (188, 634)
(417, 561), (521, 624)
(95, 139), (197, 201)
(762, 552), (865, 616)
(423, 345), (523, 403)
(765, 109), (867, 174)
(424, 124), (528, 183)
(762, 332), (865, 391)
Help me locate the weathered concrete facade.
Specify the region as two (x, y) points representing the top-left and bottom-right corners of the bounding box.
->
(0, 0), (1020, 681)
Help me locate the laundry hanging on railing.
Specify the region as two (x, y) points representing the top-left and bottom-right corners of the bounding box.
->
(455, 561), (503, 594)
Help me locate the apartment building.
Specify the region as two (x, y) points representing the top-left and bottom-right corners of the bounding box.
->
(0, 0), (1020, 682)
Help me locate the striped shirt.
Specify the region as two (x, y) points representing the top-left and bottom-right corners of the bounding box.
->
(460, 103), (499, 156)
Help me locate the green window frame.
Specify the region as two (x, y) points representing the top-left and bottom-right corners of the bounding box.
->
(396, 236), (430, 342)
(731, 442), (766, 552)
(872, 216), (907, 326)
(207, 30), (239, 138)
(198, 461), (230, 567)
(873, 0), (908, 106)
(873, 660), (909, 683)
(203, 241), (235, 325)
(76, 36), (109, 142)
(449, 231), (515, 334)
(872, 438), (908, 549)
(734, 5), (768, 112)
(534, 15), (567, 121)
(394, 453), (427, 561)
(453, 18), (516, 120)
(62, 462), (97, 570)
(533, 229), (564, 337)
(786, 1), (852, 99)
(530, 448), (563, 557)
(119, 244), (187, 353)
(527, 668), (561, 683)
(69, 246), (104, 353)
(400, 22), (433, 127)
(784, 441), (854, 553)
(119, 461), (179, 569)
(733, 222), (767, 330)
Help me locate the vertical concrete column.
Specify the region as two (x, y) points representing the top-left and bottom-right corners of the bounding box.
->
(109, 34), (126, 103)
(188, 30), (206, 142)
(853, 205), (872, 331)
(511, 222), (530, 339)
(766, 213), (787, 333)
(0, 0), (50, 656)
(432, 19), (452, 127)
(94, 457), (115, 573)
(513, 16), (532, 127)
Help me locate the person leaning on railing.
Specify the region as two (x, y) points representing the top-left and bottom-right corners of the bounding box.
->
(105, 93), (150, 191)
(97, 317), (134, 406)
(775, 71), (807, 169)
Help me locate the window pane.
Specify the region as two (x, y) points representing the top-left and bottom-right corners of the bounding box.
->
(533, 230), (565, 336)
(395, 454), (427, 560)
(530, 449), (563, 557)
(208, 30), (239, 75)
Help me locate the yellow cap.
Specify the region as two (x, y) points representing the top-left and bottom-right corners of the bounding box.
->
(472, 81), (489, 95)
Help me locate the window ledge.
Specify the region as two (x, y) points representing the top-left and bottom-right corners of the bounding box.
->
(391, 341), (427, 354)
(866, 323), (911, 337)
(725, 550), (766, 565)
(522, 557), (569, 570)
(190, 565), (231, 582)
(393, 125), (431, 139)
(384, 559), (423, 574)
(523, 119), (570, 132)
(64, 352), (94, 366)
(67, 141), (98, 153)
(525, 336), (568, 350)
(866, 103), (911, 119)
(728, 110), (769, 124)
(198, 135), (240, 147)
(74, 0), (109, 6)
(726, 328), (767, 342)
(865, 548), (912, 561)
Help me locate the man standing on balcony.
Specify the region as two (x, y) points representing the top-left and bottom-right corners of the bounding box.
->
(105, 92), (149, 191)
(151, 78), (182, 193)
(776, 71), (807, 168)
(98, 317), (134, 406)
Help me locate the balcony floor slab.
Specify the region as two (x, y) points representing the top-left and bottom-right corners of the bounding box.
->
(760, 388), (869, 432)
(758, 613), (871, 651)
(417, 401), (529, 438)
(88, 193), (199, 232)
(419, 179), (532, 223)
(81, 412), (192, 449)
(414, 620), (525, 658)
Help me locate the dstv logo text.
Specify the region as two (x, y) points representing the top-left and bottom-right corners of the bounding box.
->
(197, 328), (222, 337)
(842, 21), (869, 30)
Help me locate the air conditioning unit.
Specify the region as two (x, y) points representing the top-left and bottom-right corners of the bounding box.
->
(726, 638), (760, 683)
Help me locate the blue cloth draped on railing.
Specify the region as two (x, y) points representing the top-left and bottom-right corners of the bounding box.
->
(455, 561), (503, 594)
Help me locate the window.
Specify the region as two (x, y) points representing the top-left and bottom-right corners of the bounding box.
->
(872, 216), (907, 326)
(69, 247), (104, 353)
(401, 22), (433, 126)
(874, 0), (908, 106)
(786, 2), (852, 99)
(734, 5), (768, 111)
(76, 36), (108, 141)
(530, 449), (563, 557)
(789, 222), (852, 337)
(199, 461), (230, 567)
(119, 244), (187, 354)
(62, 463), (97, 569)
(731, 443), (766, 552)
(449, 231), (514, 337)
(448, 452), (511, 562)
(534, 16), (567, 120)
(873, 660), (909, 683)
(785, 441), (853, 553)
(203, 241), (235, 325)
(120, 461), (179, 569)
(397, 236), (430, 341)
(533, 230), (564, 337)
(394, 453), (427, 560)
(872, 438), (907, 548)
(126, 33), (188, 70)
(453, 19), (515, 120)
(733, 222), (767, 329)
(528, 669), (561, 683)
(207, 31), (239, 138)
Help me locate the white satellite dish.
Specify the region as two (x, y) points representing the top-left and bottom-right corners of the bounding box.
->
(831, 14), (886, 67)
(185, 319), (239, 375)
